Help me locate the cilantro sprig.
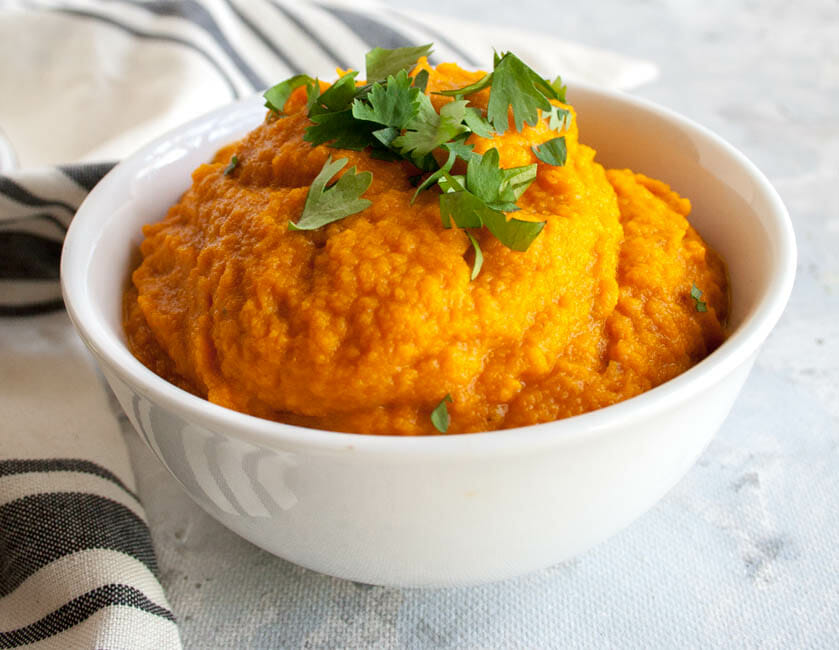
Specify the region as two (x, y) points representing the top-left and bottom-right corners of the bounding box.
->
(488, 51), (558, 134)
(288, 156), (372, 231)
(264, 74), (316, 115)
(532, 137), (567, 166)
(262, 44), (572, 280)
(437, 149), (544, 254)
(366, 44), (434, 82)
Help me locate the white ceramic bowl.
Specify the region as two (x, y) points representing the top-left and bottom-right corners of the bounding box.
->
(61, 83), (796, 587)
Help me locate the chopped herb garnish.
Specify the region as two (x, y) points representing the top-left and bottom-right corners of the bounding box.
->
(546, 106), (572, 132)
(498, 164), (538, 203)
(412, 68), (429, 93)
(431, 394), (453, 433)
(223, 154), (238, 175)
(411, 145), (460, 202)
(550, 75), (567, 103)
(306, 109), (373, 150)
(263, 74), (316, 114)
(436, 150), (543, 251)
(304, 79), (321, 112)
(466, 148), (527, 210)
(463, 107), (495, 138)
(439, 151), (544, 253)
(467, 232), (483, 280)
(691, 284), (708, 312)
(311, 71), (360, 114)
(351, 69), (421, 128)
(289, 156), (372, 231)
(433, 73), (493, 98)
(481, 207), (545, 251)
(393, 98), (469, 159)
(487, 51), (556, 134)
(365, 43), (433, 82)
(532, 137), (567, 166)
(442, 140), (479, 163)
(268, 44), (570, 267)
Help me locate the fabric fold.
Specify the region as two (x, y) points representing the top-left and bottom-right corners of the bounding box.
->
(0, 312), (182, 649)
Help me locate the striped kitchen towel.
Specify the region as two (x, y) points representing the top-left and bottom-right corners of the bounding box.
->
(0, 1), (657, 647)
(0, 311), (180, 648)
(0, 164), (115, 316)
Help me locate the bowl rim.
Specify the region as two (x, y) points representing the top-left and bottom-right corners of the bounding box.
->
(61, 80), (797, 456)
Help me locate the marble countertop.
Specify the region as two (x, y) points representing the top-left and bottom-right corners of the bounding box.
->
(122, 1), (839, 647)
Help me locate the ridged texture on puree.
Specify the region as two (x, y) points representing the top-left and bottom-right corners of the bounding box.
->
(124, 60), (728, 435)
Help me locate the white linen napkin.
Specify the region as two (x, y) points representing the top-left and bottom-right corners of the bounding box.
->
(0, 1), (657, 647)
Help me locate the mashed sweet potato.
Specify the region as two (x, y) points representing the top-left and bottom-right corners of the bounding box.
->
(124, 59), (728, 435)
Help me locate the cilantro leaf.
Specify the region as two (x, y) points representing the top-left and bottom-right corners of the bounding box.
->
(264, 74), (315, 114)
(437, 172), (466, 195)
(442, 140), (477, 162)
(463, 107), (494, 138)
(547, 106), (572, 132)
(439, 187), (543, 251)
(481, 210), (545, 252)
(223, 154), (238, 176)
(304, 72), (377, 149)
(410, 141), (475, 203)
(289, 156), (372, 231)
(412, 147), (456, 203)
(351, 70), (420, 128)
(435, 149), (541, 251)
(532, 137), (567, 166)
(466, 147), (506, 204)
(498, 164), (537, 205)
(551, 75), (567, 103)
(412, 68), (429, 93)
(305, 109), (376, 149)
(305, 79), (321, 112)
(691, 284), (708, 312)
(371, 126), (399, 147)
(529, 71), (560, 102)
(466, 232), (483, 280)
(366, 43), (433, 82)
(392, 98), (469, 158)
(430, 394), (452, 433)
(487, 52), (553, 133)
(466, 148), (537, 208)
(439, 189), (487, 229)
(433, 73), (493, 97)
(310, 71), (359, 115)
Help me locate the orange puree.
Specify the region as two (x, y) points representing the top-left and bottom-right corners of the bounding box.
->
(123, 60), (728, 435)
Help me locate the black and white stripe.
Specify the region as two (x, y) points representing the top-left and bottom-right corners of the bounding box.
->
(0, 459), (179, 649)
(0, 164), (113, 316)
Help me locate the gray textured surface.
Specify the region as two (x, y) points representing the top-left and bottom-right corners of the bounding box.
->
(123, 1), (839, 647)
